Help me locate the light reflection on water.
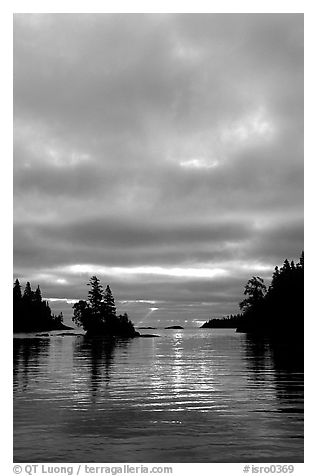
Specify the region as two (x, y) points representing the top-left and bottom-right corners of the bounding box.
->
(13, 329), (303, 462)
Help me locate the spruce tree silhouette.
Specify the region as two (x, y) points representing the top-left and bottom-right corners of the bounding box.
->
(87, 276), (104, 314)
(104, 285), (117, 320)
(13, 279), (22, 301)
(13, 279), (23, 330)
(34, 285), (42, 303)
(23, 281), (33, 303)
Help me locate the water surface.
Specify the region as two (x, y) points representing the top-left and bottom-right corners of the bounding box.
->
(13, 329), (303, 462)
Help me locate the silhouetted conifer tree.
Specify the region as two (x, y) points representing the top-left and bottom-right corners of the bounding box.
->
(13, 279), (23, 330)
(23, 281), (33, 303)
(104, 285), (116, 320)
(13, 279), (22, 301)
(87, 276), (104, 314)
(34, 285), (42, 303)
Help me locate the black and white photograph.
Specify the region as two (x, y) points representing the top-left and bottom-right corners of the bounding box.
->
(13, 12), (304, 465)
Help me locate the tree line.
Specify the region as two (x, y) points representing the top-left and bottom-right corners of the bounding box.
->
(201, 314), (244, 328)
(13, 279), (65, 332)
(201, 251), (304, 342)
(236, 251), (304, 339)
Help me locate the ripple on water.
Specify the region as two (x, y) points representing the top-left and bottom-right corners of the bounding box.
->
(14, 330), (303, 462)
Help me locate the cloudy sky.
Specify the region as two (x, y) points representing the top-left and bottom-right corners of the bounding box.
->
(13, 13), (303, 327)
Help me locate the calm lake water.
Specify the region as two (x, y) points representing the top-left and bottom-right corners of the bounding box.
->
(13, 329), (303, 463)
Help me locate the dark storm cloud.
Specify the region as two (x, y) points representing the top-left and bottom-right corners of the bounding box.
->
(14, 13), (303, 323)
(17, 217), (252, 248)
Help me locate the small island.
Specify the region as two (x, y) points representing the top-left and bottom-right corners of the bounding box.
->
(72, 276), (139, 338)
(165, 325), (184, 329)
(13, 279), (72, 332)
(138, 326), (157, 330)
